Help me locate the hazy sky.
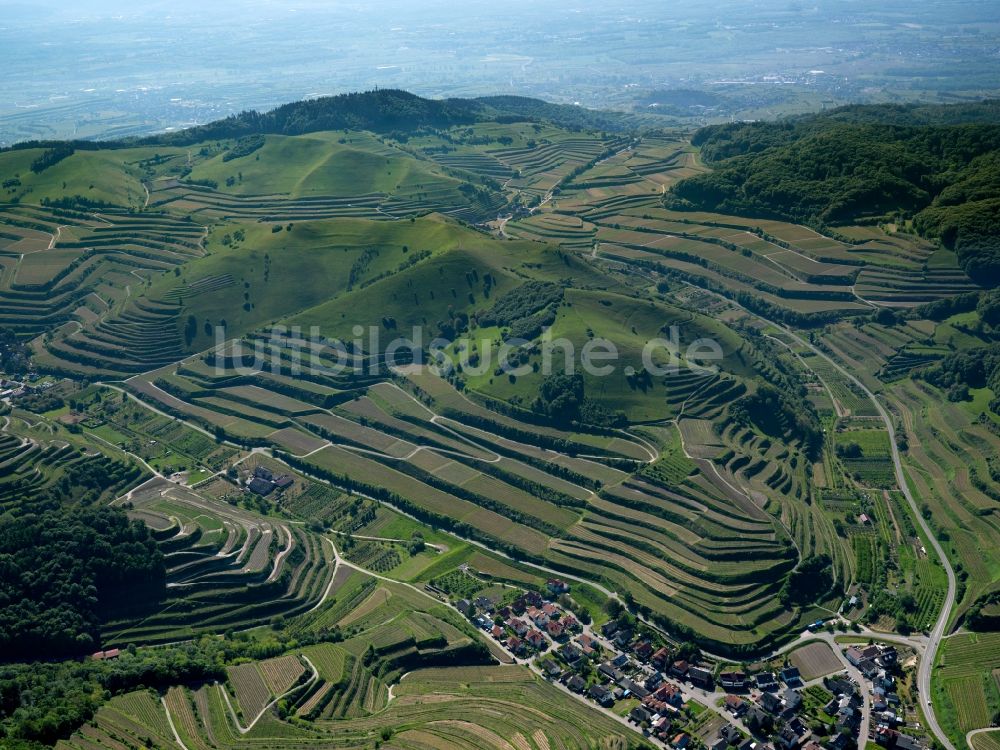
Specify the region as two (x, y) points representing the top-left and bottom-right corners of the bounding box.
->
(2, 0), (998, 142)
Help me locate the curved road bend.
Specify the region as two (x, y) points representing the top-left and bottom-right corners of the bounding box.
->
(663, 283), (958, 750)
(803, 339), (956, 750)
(107, 318), (958, 747)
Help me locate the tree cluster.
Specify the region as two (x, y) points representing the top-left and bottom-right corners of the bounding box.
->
(0, 328), (30, 375)
(0, 507), (165, 661)
(779, 554), (835, 607)
(729, 384), (823, 459)
(29, 144), (74, 174)
(919, 341), (1000, 413)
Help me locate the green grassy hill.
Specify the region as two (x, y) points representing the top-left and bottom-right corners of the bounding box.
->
(458, 287), (755, 423)
(154, 214), (478, 351)
(285, 230), (608, 342)
(0, 146), (157, 207)
(186, 132), (469, 200)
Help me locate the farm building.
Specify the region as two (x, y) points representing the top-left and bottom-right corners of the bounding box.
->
(248, 476), (274, 495)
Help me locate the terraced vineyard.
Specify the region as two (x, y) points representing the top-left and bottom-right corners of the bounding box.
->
(53, 551), (635, 750)
(503, 137), (981, 327)
(101, 320), (815, 649)
(102, 479), (335, 645)
(6, 93), (1000, 750)
(0, 204), (205, 345)
(890, 379), (1000, 624)
(60, 664), (637, 750)
(1, 125), (902, 653)
(0, 409), (148, 513)
(935, 632), (1000, 739)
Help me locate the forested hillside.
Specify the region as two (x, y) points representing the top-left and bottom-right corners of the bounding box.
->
(668, 101), (1000, 285)
(0, 507), (164, 659)
(0, 89), (638, 156)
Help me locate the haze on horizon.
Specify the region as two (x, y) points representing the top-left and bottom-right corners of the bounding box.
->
(1, 0), (998, 144)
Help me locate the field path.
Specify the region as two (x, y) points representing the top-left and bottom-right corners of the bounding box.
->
(266, 525), (295, 582)
(161, 695), (191, 750)
(328, 528), (446, 552)
(968, 728), (1000, 750)
(46, 224), (66, 250)
(220, 655), (318, 733)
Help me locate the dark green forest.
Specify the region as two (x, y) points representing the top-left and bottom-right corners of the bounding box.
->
(668, 101), (1000, 285)
(0, 638), (225, 746)
(0, 507), (165, 661)
(0, 90), (637, 158)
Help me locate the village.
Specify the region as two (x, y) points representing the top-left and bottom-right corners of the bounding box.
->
(449, 577), (930, 750)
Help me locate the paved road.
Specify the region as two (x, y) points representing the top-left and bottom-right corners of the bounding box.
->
(790, 335), (956, 750)
(815, 631), (872, 744)
(656, 281), (959, 750)
(106, 310), (958, 746)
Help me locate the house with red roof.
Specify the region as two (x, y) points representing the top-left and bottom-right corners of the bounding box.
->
(653, 682), (684, 707)
(725, 694), (748, 716)
(634, 640), (654, 661)
(525, 630), (547, 650)
(526, 607), (550, 627)
(508, 618), (529, 636)
(651, 646), (671, 670)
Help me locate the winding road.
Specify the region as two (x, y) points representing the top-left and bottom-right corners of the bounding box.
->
(94, 294), (958, 747)
(799, 335), (957, 750)
(660, 280), (959, 750)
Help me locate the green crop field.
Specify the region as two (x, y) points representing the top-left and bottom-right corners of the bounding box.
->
(53, 545), (642, 749)
(936, 632), (1000, 739)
